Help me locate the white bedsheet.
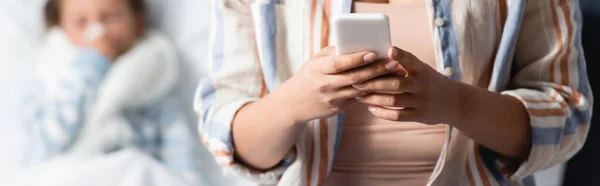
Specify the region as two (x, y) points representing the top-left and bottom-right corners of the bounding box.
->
(11, 149), (196, 186)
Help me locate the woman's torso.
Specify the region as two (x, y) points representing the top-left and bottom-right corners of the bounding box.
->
(322, 1), (446, 185)
(249, 0), (508, 185)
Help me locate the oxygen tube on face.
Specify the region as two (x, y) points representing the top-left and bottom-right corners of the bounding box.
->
(84, 23), (105, 43)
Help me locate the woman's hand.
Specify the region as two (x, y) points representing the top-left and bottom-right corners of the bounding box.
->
(273, 46), (400, 124)
(232, 46), (399, 169)
(353, 46), (461, 125)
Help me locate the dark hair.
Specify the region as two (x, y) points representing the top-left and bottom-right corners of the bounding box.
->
(44, 0), (147, 29)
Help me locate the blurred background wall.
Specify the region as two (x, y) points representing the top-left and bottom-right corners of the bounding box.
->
(0, 0), (45, 180)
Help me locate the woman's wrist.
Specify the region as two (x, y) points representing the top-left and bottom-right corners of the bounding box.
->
(441, 79), (469, 127)
(231, 86), (308, 170)
(261, 87), (307, 127)
(446, 79), (493, 128)
(446, 80), (531, 158)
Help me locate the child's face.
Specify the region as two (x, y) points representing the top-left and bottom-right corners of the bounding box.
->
(60, 0), (143, 55)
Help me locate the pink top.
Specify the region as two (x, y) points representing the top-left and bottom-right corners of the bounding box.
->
(323, 1), (446, 186)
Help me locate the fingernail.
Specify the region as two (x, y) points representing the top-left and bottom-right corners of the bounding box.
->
(396, 70), (407, 77)
(385, 61), (399, 71)
(363, 53), (376, 63)
(352, 84), (365, 89)
(369, 107), (377, 112)
(356, 96), (364, 100)
(392, 47), (398, 57)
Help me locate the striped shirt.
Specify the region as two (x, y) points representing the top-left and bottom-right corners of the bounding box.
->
(195, 0), (593, 185)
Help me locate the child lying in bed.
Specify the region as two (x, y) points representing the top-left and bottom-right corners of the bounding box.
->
(30, 0), (200, 183)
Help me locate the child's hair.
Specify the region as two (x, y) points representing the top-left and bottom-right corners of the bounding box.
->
(44, 0), (147, 29)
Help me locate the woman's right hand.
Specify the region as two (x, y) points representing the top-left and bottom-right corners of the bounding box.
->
(274, 46), (400, 123)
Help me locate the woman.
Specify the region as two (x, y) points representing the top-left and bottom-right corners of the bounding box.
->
(195, 0), (592, 185)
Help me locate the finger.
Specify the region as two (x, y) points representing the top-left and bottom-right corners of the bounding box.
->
(394, 67), (408, 77)
(352, 76), (419, 93)
(388, 48), (408, 77)
(323, 87), (366, 106)
(329, 59), (398, 87)
(335, 86), (369, 100)
(356, 93), (419, 108)
(367, 105), (417, 121)
(322, 51), (376, 74)
(390, 46), (422, 76)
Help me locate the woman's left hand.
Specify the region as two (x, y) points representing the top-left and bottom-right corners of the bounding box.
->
(353, 46), (462, 125)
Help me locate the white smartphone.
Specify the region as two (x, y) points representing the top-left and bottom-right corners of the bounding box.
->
(332, 13), (391, 60)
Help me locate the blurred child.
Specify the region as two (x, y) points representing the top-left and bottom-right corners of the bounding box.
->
(31, 0), (200, 183)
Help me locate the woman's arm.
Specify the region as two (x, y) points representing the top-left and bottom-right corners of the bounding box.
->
(233, 48), (394, 170)
(494, 0), (592, 178)
(230, 88), (306, 170)
(356, 0), (591, 180)
(354, 47), (529, 158)
(194, 1), (293, 182)
(196, 1), (399, 181)
(452, 80), (531, 159)
(32, 49), (111, 158)
(194, 0), (278, 179)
